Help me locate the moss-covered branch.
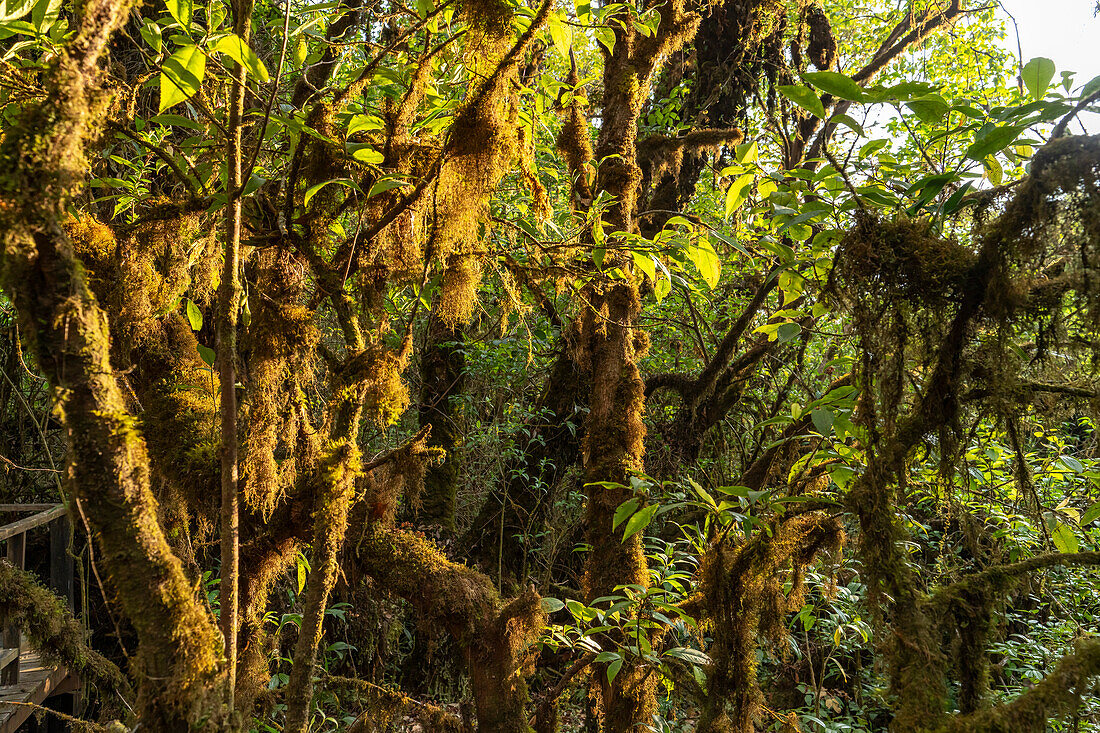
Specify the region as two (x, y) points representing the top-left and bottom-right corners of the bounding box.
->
(0, 561), (127, 703)
(936, 638), (1100, 733)
(353, 525), (544, 733)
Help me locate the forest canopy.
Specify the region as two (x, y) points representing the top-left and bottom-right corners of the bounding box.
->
(0, 0), (1100, 731)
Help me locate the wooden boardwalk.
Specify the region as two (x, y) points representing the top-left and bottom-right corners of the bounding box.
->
(0, 506), (78, 732)
(0, 637), (76, 733)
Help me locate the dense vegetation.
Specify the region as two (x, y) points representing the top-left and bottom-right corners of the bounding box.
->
(1, 0), (1100, 730)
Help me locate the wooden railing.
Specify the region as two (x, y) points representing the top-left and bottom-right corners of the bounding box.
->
(0, 504), (74, 686)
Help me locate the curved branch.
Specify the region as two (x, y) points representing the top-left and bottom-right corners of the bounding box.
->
(937, 638), (1100, 733)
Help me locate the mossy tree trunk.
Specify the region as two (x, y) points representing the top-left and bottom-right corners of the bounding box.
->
(417, 306), (467, 528)
(0, 2), (225, 729)
(578, 281), (655, 732)
(575, 0), (700, 726)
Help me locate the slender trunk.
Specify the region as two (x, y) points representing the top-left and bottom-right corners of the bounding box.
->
(283, 440), (363, 732)
(219, 0), (255, 709)
(417, 307), (466, 528)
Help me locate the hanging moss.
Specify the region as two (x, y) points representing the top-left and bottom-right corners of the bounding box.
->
(241, 246), (318, 516)
(360, 343), (412, 427)
(803, 4), (836, 70)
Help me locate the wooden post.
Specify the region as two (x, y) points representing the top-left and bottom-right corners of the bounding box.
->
(49, 515), (74, 609)
(2, 531), (25, 684)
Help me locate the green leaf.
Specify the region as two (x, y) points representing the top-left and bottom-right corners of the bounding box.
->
(151, 113), (202, 130)
(348, 144), (384, 165)
(613, 498), (640, 530)
(140, 20), (163, 54)
(632, 250), (656, 282)
(540, 597), (565, 613)
(159, 44), (206, 112)
(1051, 522), (1079, 554)
(0, 0), (34, 22)
(654, 275), (671, 304)
(687, 240), (721, 288)
(185, 298), (203, 331)
(964, 124), (1024, 162)
(830, 113), (865, 136)
(213, 33), (269, 81)
(776, 322), (801, 343)
(31, 0), (59, 32)
(735, 140), (758, 164)
(622, 504), (658, 541)
(810, 408), (833, 436)
(1022, 57), (1056, 101)
(803, 71), (864, 101)
(724, 172), (755, 217)
(1082, 74), (1100, 99)
(1082, 501), (1100, 525)
(296, 553), (308, 594)
(303, 177), (359, 207)
(367, 175), (407, 198)
(664, 646), (711, 665)
(165, 0), (193, 29)
(606, 658), (623, 684)
(196, 343), (216, 367)
(348, 114), (384, 135)
(594, 26), (615, 55)
(778, 85), (825, 119)
(548, 12), (572, 60)
(905, 94), (949, 124)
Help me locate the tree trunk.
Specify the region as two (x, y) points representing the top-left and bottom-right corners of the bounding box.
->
(417, 308), (466, 528)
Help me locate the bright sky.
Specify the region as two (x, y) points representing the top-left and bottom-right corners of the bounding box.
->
(996, 0), (1100, 131)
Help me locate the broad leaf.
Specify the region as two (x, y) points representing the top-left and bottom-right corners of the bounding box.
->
(905, 94), (949, 124)
(196, 344), (216, 367)
(803, 71), (865, 101)
(632, 250), (656, 282)
(303, 177), (359, 207)
(1051, 521), (1079, 554)
(965, 124), (1024, 162)
(613, 498), (640, 530)
(548, 12), (572, 60)
(778, 85), (825, 119)
(687, 240), (721, 288)
(1022, 57), (1055, 101)
(622, 504), (658, 540)
(165, 0), (193, 29)
(185, 298), (203, 331)
(213, 33), (270, 81)
(0, 0), (34, 22)
(159, 44), (206, 112)
(724, 173), (755, 217)
(811, 408), (834, 436)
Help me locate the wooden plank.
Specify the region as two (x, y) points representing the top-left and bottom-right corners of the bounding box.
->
(0, 506), (66, 543)
(0, 650), (15, 672)
(0, 652), (71, 733)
